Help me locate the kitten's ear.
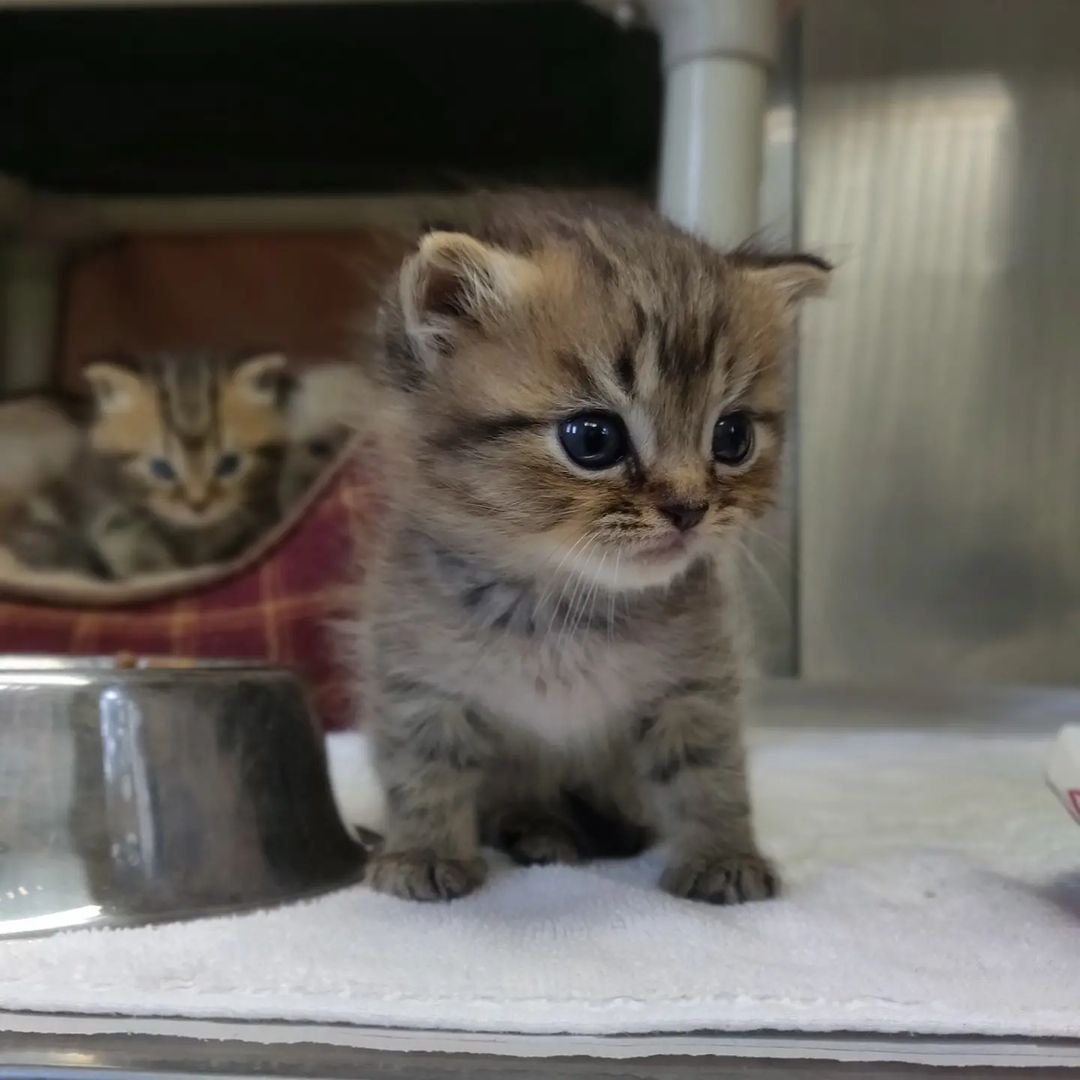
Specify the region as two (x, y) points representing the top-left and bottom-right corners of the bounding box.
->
(84, 362), (146, 414)
(231, 352), (291, 405)
(400, 231), (538, 368)
(745, 255), (832, 308)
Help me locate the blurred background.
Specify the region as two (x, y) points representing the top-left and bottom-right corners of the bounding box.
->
(0, 0), (1077, 689)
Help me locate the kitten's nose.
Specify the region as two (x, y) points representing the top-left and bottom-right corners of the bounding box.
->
(657, 501), (707, 533)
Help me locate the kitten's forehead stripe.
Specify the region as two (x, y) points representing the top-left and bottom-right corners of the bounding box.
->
(657, 311), (721, 382)
(624, 402), (658, 466)
(615, 351), (636, 399)
(631, 319), (662, 403)
(209, 363), (223, 448)
(158, 356), (215, 441)
(623, 305), (721, 436)
(580, 233), (617, 284)
(555, 350), (602, 401)
(702, 319), (726, 377)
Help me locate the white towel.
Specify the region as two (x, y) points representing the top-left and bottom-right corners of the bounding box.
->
(1, 728), (1078, 1039)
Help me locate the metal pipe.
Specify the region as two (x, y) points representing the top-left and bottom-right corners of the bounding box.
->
(647, 0), (779, 245)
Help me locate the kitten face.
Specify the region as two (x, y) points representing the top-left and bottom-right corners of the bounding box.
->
(85, 352), (289, 529)
(378, 207), (828, 592)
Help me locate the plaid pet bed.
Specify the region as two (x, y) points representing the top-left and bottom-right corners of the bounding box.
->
(0, 453), (377, 732)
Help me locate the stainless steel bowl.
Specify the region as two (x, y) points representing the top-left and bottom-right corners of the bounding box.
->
(0, 656), (365, 939)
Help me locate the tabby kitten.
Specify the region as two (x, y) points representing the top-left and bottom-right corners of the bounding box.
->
(6, 351), (291, 580)
(352, 201), (829, 905)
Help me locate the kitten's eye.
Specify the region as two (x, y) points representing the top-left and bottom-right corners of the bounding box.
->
(558, 413), (628, 471)
(149, 458), (177, 482)
(712, 412), (755, 466)
(215, 452), (242, 478)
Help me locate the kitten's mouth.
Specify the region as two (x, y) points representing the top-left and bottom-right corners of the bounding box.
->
(159, 504), (227, 528)
(632, 532), (689, 564)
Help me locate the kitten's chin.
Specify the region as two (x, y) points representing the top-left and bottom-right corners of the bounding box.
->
(566, 534), (708, 593)
(154, 504), (233, 530)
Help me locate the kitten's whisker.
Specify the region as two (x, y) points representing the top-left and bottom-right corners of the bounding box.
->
(608, 550), (620, 643)
(734, 534), (791, 620)
(555, 535), (605, 654)
(591, 554), (610, 636)
(741, 522), (791, 563)
(516, 533), (598, 648)
(540, 527), (600, 630)
(570, 551), (606, 642)
(541, 533), (600, 656)
(535, 531), (595, 617)
(494, 531), (586, 648)
(556, 537), (601, 648)
(545, 546), (589, 609)
(587, 553), (610, 636)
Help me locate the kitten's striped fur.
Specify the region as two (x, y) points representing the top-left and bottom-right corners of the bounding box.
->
(6, 351), (291, 579)
(351, 199), (829, 904)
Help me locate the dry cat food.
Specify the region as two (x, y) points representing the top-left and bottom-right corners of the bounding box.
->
(114, 652), (200, 670)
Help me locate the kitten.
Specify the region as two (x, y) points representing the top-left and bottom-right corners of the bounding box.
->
(278, 361), (357, 512)
(351, 200), (829, 905)
(0, 394), (82, 513)
(5, 351), (291, 580)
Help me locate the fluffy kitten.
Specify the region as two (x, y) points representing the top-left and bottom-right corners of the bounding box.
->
(0, 395), (82, 513)
(6, 351), (291, 579)
(278, 361), (357, 512)
(352, 201), (828, 904)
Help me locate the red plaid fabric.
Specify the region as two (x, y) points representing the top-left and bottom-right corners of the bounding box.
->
(0, 460), (377, 731)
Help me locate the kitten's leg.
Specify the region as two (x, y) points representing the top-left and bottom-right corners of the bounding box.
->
(635, 681), (777, 905)
(7, 516), (89, 573)
(91, 510), (175, 578)
(365, 684), (491, 902)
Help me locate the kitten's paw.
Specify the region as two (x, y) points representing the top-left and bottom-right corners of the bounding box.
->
(504, 825), (584, 867)
(496, 810), (584, 866)
(662, 852), (779, 905)
(365, 851), (487, 902)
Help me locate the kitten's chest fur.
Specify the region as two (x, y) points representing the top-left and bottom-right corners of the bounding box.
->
(373, 532), (728, 745)
(470, 630), (667, 745)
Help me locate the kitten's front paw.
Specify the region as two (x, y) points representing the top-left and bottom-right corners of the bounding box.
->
(662, 852), (779, 906)
(365, 851), (488, 902)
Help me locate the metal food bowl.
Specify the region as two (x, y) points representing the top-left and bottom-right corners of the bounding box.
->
(0, 656), (365, 939)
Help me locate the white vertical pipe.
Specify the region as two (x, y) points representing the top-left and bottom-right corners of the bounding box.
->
(1, 240), (61, 393)
(659, 58), (769, 244)
(648, 0), (779, 246)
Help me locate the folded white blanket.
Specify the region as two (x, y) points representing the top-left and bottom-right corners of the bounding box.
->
(1, 727), (1077, 1039)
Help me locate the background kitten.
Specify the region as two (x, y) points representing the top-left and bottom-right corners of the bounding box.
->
(353, 199), (828, 905)
(0, 395), (82, 515)
(6, 351), (291, 579)
(278, 361), (360, 512)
